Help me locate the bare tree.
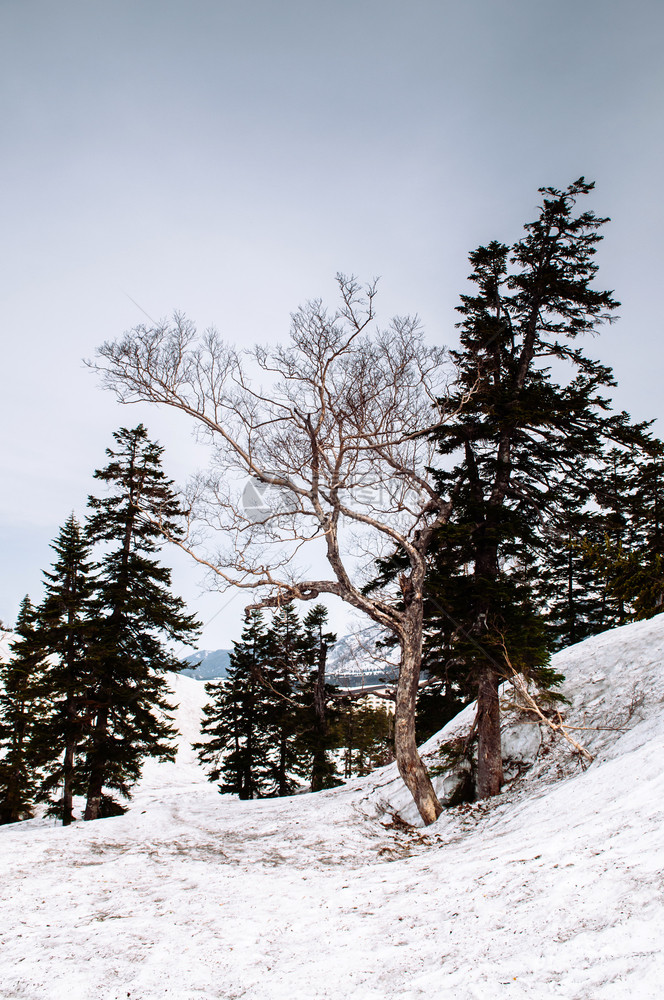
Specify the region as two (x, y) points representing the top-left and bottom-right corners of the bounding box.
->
(93, 275), (468, 825)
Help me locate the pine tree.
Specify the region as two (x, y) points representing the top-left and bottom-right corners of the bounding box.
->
(618, 450), (664, 617)
(195, 609), (270, 798)
(261, 602), (310, 796)
(0, 597), (45, 824)
(335, 697), (393, 778)
(299, 605), (342, 791)
(28, 515), (97, 824)
(531, 462), (605, 650)
(82, 425), (200, 820)
(427, 179), (652, 797)
(415, 680), (468, 746)
(197, 604), (345, 799)
(582, 448), (664, 621)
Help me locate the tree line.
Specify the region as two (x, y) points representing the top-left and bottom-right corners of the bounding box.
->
(5, 177), (661, 829)
(195, 602), (393, 798)
(0, 427), (395, 825)
(0, 425), (200, 824)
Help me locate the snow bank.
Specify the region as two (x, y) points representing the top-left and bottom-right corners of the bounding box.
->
(371, 613), (664, 825)
(1, 617), (663, 999)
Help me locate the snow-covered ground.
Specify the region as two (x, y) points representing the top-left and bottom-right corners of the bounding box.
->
(2, 616), (664, 999)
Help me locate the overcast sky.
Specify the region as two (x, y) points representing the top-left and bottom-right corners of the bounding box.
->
(1, 0), (663, 649)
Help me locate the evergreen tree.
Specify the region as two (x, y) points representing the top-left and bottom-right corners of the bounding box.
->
(195, 609), (270, 798)
(582, 449), (664, 621)
(261, 602), (310, 796)
(335, 697), (393, 778)
(415, 679), (468, 746)
(0, 597), (45, 824)
(299, 605), (342, 791)
(530, 463), (606, 650)
(426, 179), (652, 797)
(29, 514), (97, 824)
(197, 604), (347, 799)
(82, 425), (200, 820)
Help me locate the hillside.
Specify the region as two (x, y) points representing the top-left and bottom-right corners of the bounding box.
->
(1, 616), (663, 998)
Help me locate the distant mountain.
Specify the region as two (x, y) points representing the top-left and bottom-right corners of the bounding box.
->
(324, 634), (399, 688)
(180, 634), (402, 687)
(181, 648), (231, 681)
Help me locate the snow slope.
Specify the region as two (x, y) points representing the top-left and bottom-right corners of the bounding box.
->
(0, 630), (11, 663)
(1, 617), (664, 999)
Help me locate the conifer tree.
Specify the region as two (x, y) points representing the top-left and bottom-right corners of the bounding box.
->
(261, 602), (309, 796)
(582, 449), (664, 621)
(0, 597), (45, 824)
(82, 425), (200, 820)
(426, 179), (652, 797)
(299, 605), (341, 791)
(29, 515), (97, 824)
(196, 599), (400, 797)
(538, 521), (605, 650)
(414, 679), (468, 746)
(198, 604), (347, 798)
(195, 609), (270, 798)
(336, 697), (393, 778)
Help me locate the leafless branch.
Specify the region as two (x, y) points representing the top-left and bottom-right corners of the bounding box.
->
(91, 275), (470, 826)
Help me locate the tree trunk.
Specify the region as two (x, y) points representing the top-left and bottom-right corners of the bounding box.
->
(244, 707), (254, 800)
(278, 738), (287, 797)
(473, 536), (504, 800)
(394, 610), (442, 827)
(476, 665), (503, 798)
(84, 707), (108, 821)
(62, 742), (75, 826)
(344, 722), (352, 779)
(84, 776), (103, 821)
(310, 641), (328, 792)
(243, 685), (257, 800)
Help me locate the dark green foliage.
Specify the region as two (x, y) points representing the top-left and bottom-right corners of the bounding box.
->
(536, 445), (664, 647)
(295, 605), (342, 792)
(368, 179), (659, 797)
(335, 698), (393, 778)
(425, 180), (660, 684)
(415, 680), (468, 745)
(537, 522), (608, 650)
(260, 603), (310, 796)
(580, 450), (664, 623)
(82, 425), (200, 820)
(195, 609), (270, 798)
(196, 604), (312, 798)
(428, 179), (626, 692)
(29, 515), (97, 824)
(197, 602), (399, 798)
(1, 428), (200, 826)
(0, 598), (45, 824)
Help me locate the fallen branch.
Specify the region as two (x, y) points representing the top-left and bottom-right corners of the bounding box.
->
(498, 701), (628, 734)
(499, 643), (594, 764)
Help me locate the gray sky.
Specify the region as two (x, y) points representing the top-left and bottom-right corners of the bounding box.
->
(2, 0), (663, 648)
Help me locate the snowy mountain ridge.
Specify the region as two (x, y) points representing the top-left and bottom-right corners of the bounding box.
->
(1, 615), (664, 997)
(181, 646), (231, 680)
(181, 632), (399, 684)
